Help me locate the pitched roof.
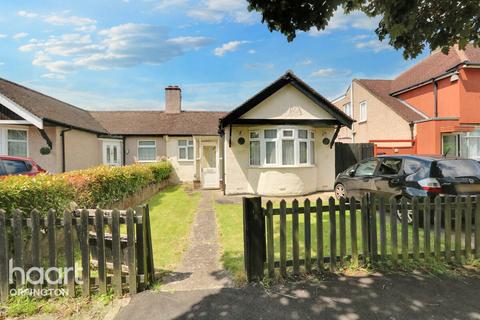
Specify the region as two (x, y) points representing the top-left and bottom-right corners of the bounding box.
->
(391, 44), (480, 94)
(355, 79), (426, 122)
(220, 70), (354, 129)
(90, 111), (227, 136)
(0, 78), (107, 133)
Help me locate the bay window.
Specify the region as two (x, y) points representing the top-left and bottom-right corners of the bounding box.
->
(249, 127), (316, 167)
(249, 132), (260, 166)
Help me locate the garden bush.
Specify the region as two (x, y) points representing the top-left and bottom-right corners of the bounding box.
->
(0, 161), (172, 215)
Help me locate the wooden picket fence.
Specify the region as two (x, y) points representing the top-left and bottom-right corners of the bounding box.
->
(243, 194), (480, 281)
(0, 205), (154, 301)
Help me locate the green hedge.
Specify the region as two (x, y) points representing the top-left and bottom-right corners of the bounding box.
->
(0, 161), (173, 215)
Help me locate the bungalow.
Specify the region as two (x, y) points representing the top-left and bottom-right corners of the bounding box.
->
(0, 71), (353, 195)
(219, 71), (353, 196)
(0, 79), (225, 187)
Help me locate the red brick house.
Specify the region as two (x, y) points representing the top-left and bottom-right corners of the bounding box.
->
(333, 44), (480, 160)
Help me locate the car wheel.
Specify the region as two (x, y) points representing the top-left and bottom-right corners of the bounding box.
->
(335, 183), (346, 199)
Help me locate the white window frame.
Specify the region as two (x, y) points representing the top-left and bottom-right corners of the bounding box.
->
(359, 101), (367, 123)
(0, 127), (29, 157)
(178, 139), (194, 161)
(249, 131), (261, 166)
(344, 102), (352, 117)
(249, 126), (315, 168)
(137, 140), (157, 162)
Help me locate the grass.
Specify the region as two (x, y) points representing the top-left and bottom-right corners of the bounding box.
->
(147, 184), (201, 272)
(214, 199), (468, 283)
(214, 203), (246, 285)
(3, 291), (115, 318)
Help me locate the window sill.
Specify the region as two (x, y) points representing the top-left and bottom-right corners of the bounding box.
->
(249, 164), (316, 169)
(358, 120), (367, 124)
(137, 160), (157, 163)
(178, 159), (194, 162)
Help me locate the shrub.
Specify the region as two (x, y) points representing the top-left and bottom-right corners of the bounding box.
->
(0, 161), (173, 215)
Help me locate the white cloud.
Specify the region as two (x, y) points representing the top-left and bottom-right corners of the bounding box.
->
(17, 10), (38, 18)
(17, 10), (97, 33)
(0, 34), (7, 39)
(0, 62), (4, 66)
(188, 0), (258, 24)
(354, 38), (392, 53)
(13, 32), (29, 40)
(41, 73), (66, 80)
(248, 49), (256, 54)
(155, 0), (188, 10)
(310, 68), (351, 78)
(308, 10), (380, 36)
(213, 40), (249, 56)
(298, 59), (313, 66)
(20, 23), (213, 73)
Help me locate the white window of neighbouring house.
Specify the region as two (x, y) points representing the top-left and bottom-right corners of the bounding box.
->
(137, 140), (156, 162)
(344, 102), (352, 117)
(250, 131), (260, 166)
(178, 139), (194, 160)
(7, 129), (28, 157)
(250, 127), (315, 167)
(460, 129), (480, 160)
(359, 101), (367, 122)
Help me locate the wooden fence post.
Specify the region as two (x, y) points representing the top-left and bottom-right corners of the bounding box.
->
(243, 197), (265, 282)
(0, 210), (8, 302)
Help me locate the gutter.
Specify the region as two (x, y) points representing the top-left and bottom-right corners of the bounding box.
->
(433, 78), (438, 117)
(60, 127), (72, 173)
(391, 71), (458, 96)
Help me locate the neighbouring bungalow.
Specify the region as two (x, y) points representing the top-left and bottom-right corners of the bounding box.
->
(219, 71), (353, 196)
(0, 71), (353, 195)
(0, 79), (226, 188)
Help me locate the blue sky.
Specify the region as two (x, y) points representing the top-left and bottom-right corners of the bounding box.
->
(0, 0), (428, 111)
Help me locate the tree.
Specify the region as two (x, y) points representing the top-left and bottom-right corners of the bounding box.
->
(246, 0), (480, 58)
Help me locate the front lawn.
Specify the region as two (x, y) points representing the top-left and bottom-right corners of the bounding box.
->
(147, 185), (201, 272)
(214, 203), (245, 284)
(215, 199), (444, 281)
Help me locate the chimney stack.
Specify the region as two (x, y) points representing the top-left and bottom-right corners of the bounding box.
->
(165, 86), (181, 113)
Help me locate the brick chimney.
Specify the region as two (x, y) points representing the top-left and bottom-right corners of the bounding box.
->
(165, 86), (181, 113)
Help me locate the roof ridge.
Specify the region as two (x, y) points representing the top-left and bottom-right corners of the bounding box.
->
(0, 77), (108, 133)
(0, 77), (91, 114)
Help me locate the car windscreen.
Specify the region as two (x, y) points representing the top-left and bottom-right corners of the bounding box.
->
(434, 160), (480, 178)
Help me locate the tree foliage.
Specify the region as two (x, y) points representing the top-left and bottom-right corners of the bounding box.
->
(246, 0), (480, 58)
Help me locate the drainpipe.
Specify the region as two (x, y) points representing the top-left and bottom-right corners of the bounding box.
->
(350, 80), (355, 143)
(122, 136), (126, 166)
(433, 79), (438, 118)
(60, 127), (72, 172)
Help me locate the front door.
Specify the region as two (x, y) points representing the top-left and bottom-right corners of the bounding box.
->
(201, 144), (219, 189)
(103, 141), (122, 166)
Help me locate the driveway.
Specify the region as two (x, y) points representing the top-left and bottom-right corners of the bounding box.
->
(114, 271), (480, 320)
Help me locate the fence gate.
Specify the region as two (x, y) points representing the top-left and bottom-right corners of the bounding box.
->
(243, 194), (480, 282)
(0, 205), (155, 301)
(335, 142), (374, 175)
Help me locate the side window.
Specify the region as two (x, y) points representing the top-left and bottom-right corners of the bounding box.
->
(355, 159), (379, 176)
(403, 159), (422, 175)
(378, 158), (402, 175)
(3, 160), (28, 174)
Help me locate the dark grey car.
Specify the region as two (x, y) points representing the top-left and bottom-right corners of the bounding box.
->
(334, 155), (480, 201)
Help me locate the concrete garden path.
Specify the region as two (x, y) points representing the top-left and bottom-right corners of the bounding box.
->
(160, 190), (232, 292)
